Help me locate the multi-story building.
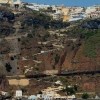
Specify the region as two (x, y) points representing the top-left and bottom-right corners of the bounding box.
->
(68, 7), (86, 22)
(70, 7), (84, 13)
(13, 0), (21, 5)
(0, 0), (13, 4)
(0, 0), (21, 5)
(46, 5), (63, 20)
(86, 5), (100, 18)
(52, 11), (62, 20)
(68, 12), (86, 22)
(26, 3), (50, 11)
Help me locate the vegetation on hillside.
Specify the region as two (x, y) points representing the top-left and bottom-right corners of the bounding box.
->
(65, 19), (100, 58)
(84, 30), (100, 58)
(21, 8), (70, 29)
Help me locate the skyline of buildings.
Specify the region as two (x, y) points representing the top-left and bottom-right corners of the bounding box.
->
(24, 0), (100, 7)
(25, 2), (100, 22)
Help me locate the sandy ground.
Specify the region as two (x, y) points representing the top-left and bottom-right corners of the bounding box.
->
(8, 79), (29, 86)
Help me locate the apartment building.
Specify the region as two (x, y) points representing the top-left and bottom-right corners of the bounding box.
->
(69, 7), (84, 14)
(86, 5), (100, 18)
(0, 0), (21, 5)
(0, 0), (13, 4)
(68, 7), (86, 22)
(26, 3), (50, 11)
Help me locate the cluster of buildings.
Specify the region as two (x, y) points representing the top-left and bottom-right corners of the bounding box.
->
(0, 80), (77, 100)
(0, 82), (100, 100)
(0, 0), (21, 5)
(26, 3), (50, 11)
(0, 89), (76, 100)
(0, 0), (22, 9)
(0, 1), (99, 21)
(25, 3), (100, 22)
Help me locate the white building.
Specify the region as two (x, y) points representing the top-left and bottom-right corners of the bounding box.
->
(52, 11), (62, 20)
(70, 7), (84, 14)
(67, 95), (76, 99)
(48, 6), (63, 20)
(0, 0), (21, 6)
(26, 3), (50, 11)
(28, 95), (38, 100)
(68, 7), (86, 22)
(86, 6), (96, 14)
(15, 90), (22, 98)
(1, 91), (9, 96)
(13, 0), (21, 5)
(68, 12), (86, 22)
(41, 86), (67, 99)
(0, 0), (13, 4)
(85, 5), (100, 18)
(51, 5), (57, 11)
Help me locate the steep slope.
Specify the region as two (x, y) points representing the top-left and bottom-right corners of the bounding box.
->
(61, 19), (100, 72)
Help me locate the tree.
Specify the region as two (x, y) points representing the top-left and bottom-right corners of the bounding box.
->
(54, 54), (60, 65)
(74, 85), (78, 91)
(82, 93), (89, 99)
(5, 63), (12, 72)
(65, 86), (76, 95)
(42, 33), (50, 41)
(38, 91), (42, 94)
(59, 77), (68, 86)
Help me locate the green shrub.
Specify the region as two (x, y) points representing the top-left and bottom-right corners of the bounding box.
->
(54, 54), (60, 64)
(83, 31), (100, 58)
(65, 86), (76, 95)
(82, 93), (89, 99)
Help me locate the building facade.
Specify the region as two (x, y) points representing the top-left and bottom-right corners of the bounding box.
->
(0, 0), (13, 4)
(0, 0), (21, 6)
(86, 5), (100, 18)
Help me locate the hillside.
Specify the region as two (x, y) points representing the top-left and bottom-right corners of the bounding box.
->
(0, 8), (100, 75)
(0, 6), (99, 94)
(61, 19), (100, 71)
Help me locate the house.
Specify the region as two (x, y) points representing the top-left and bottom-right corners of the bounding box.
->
(95, 95), (100, 99)
(26, 3), (50, 11)
(52, 11), (62, 20)
(47, 5), (63, 20)
(67, 6), (86, 22)
(89, 11), (100, 18)
(28, 95), (37, 100)
(70, 7), (84, 14)
(55, 80), (63, 86)
(15, 90), (22, 99)
(43, 70), (58, 75)
(26, 3), (40, 11)
(1, 91), (10, 97)
(42, 94), (53, 100)
(68, 12), (86, 22)
(13, 0), (21, 9)
(0, 0), (13, 4)
(1, 91), (7, 96)
(37, 94), (42, 99)
(85, 5), (100, 18)
(0, 0), (21, 6)
(41, 86), (67, 100)
(67, 95), (76, 100)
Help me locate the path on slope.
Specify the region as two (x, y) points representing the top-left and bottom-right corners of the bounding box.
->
(5, 21), (21, 75)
